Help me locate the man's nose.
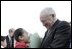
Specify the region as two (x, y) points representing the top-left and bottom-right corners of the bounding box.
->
(43, 23), (46, 26)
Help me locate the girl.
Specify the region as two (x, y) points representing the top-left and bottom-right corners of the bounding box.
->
(14, 28), (29, 48)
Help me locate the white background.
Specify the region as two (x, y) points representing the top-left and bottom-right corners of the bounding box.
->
(1, 1), (71, 38)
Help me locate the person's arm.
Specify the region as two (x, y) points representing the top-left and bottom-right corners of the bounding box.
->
(1, 45), (4, 48)
(14, 39), (16, 48)
(3, 39), (7, 48)
(49, 23), (71, 48)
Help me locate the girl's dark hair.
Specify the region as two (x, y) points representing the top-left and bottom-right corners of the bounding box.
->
(14, 28), (24, 42)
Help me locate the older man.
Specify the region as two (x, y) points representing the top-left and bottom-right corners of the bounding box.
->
(5, 28), (15, 48)
(40, 7), (71, 48)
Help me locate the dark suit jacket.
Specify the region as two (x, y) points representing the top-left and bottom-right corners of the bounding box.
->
(5, 36), (14, 48)
(41, 19), (71, 48)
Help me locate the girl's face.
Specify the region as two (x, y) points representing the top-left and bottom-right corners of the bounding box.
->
(23, 32), (29, 42)
(19, 32), (29, 42)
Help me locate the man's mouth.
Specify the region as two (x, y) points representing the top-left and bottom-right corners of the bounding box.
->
(44, 24), (48, 28)
(44, 24), (50, 29)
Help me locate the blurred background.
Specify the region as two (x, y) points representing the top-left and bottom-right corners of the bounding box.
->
(1, 1), (71, 38)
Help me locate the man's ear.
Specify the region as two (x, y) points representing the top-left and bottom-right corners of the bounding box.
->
(52, 14), (54, 18)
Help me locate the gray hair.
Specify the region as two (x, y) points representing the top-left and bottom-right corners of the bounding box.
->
(9, 28), (15, 33)
(40, 7), (56, 17)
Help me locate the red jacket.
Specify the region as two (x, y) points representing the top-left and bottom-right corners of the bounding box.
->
(15, 41), (28, 48)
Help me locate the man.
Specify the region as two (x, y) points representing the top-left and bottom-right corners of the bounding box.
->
(5, 28), (15, 48)
(40, 7), (71, 48)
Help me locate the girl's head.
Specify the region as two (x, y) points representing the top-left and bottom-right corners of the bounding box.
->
(14, 28), (29, 42)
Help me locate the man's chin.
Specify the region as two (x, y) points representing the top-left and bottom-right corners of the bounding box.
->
(45, 27), (49, 29)
(45, 26), (50, 30)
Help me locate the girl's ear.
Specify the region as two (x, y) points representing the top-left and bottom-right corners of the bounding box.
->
(19, 36), (22, 39)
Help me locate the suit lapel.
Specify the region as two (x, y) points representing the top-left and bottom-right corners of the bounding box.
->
(41, 19), (61, 48)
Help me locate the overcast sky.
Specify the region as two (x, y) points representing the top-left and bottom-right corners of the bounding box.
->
(1, 1), (71, 38)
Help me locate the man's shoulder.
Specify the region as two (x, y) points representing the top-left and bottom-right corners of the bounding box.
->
(55, 20), (70, 32)
(60, 21), (69, 25)
(5, 35), (9, 40)
(58, 20), (70, 27)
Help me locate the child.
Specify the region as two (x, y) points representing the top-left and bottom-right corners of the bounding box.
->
(14, 28), (29, 48)
(1, 36), (7, 48)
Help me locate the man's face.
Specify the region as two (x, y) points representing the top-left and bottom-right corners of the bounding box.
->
(9, 30), (15, 37)
(9, 32), (14, 37)
(40, 14), (53, 29)
(9, 29), (15, 37)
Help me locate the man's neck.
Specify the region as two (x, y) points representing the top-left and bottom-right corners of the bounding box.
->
(53, 19), (57, 26)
